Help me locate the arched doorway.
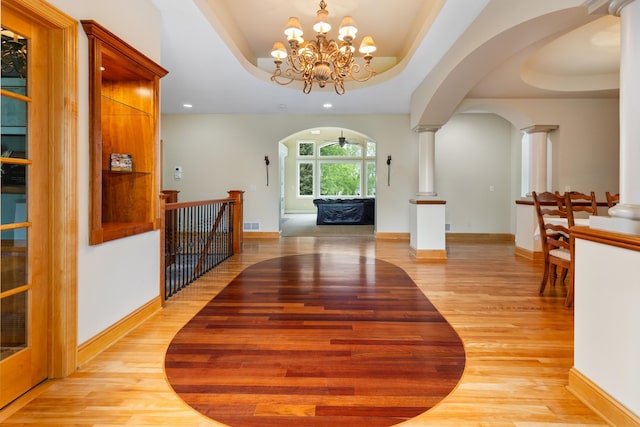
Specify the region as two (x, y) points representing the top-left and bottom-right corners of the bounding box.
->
(279, 127), (376, 237)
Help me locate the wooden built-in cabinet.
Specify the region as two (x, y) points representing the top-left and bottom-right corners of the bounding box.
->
(82, 20), (168, 245)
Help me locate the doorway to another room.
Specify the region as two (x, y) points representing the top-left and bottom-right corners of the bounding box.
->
(279, 127), (376, 237)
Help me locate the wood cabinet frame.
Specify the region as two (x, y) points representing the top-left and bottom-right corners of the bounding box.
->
(82, 20), (168, 245)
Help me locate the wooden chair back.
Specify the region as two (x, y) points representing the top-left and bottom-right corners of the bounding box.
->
(532, 191), (574, 307)
(605, 191), (620, 209)
(562, 191), (598, 219)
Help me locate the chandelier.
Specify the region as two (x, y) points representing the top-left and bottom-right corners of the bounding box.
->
(270, 0), (376, 95)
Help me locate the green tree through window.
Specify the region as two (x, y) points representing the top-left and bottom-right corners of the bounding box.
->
(298, 162), (313, 196)
(320, 162), (361, 196)
(295, 137), (376, 198)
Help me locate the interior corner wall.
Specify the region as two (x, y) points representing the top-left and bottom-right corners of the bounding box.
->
(462, 98), (620, 196)
(47, 0), (163, 344)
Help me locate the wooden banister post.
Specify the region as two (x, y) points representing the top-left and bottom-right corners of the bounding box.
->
(228, 190), (245, 254)
(159, 192), (169, 306)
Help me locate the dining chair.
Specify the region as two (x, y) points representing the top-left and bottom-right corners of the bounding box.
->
(605, 191), (620, 209)
(532, 191), (574, 307)
(561, 191), (598, 218)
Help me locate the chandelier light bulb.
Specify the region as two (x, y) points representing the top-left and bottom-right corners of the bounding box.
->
(284, 17), (303, 41)
(270, 0), (376, 95)
(313, 6), (331, 34)
(338, 16), (358, 42)
(359, 36), (377, 55)
(270, 42), (287, 59)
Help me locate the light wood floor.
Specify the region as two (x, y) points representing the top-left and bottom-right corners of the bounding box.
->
(0, 236), (606, 426)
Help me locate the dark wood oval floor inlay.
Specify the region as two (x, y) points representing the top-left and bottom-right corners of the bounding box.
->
(165, 254), (465, 426)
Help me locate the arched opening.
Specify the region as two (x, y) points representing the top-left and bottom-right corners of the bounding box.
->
(279, 127), (376, 237)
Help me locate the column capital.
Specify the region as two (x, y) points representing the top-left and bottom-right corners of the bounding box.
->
(609, 0), (636, 15)
(585, 0), (636, 16)
(413, 124), (441, 133)
(521, 124), (558, 134)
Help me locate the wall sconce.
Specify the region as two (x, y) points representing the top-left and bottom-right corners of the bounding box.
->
(264, 155), (270, 186)
(386, 155), (392, 186)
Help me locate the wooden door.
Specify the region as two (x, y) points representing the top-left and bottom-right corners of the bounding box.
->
(0, 8), (50, 407)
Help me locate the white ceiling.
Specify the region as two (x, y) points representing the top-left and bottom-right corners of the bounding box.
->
(150, 0), (619, 116)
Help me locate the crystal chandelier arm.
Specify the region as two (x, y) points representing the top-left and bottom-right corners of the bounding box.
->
(270, 61), (297, 86)
(345, 60), (376, 82)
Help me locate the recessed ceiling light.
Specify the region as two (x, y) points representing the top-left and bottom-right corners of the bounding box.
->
(311, 130), (321, 135)
(183, 104), (193, 108)
(323, 103), (333, 109)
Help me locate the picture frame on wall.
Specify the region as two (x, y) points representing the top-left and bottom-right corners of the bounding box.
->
(110, 153), (133, 172)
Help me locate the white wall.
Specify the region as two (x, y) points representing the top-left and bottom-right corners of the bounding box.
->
(574, 238), (640, 416)
(47, 0), (162, 344)
(161, 101), (619, 237)
(436, 113), (514, 234)
(460, 98), (620, 196)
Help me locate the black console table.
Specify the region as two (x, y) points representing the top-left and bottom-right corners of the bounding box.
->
(313, 198), (375, 225)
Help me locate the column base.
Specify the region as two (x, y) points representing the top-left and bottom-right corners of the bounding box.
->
(416, 191), (437, 197)
(589, 215), (640, 236)
(609, 203), (640, 221)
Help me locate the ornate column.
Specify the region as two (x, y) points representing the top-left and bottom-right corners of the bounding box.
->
(410, 125), (446, 258)
(609, 0), (640, 221)
(521, 125), (558, 195)
(414, 125), (440, 196)
(514, 125), (556, 259)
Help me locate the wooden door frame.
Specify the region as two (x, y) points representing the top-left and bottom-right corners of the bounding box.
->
(3, 0), (78, 378)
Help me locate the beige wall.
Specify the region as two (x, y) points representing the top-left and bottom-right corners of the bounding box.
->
(160, 114), (418, 233)
(160, 97), (619, 235)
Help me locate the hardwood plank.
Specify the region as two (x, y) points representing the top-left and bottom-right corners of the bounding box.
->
(0, 237), (608, 426)
(165, 253), (465, 426)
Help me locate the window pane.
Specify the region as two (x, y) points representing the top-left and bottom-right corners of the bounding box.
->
(0, 291), (28, 360)
(298, 162), (313, 196)
(366, 142), (376, 157)
(298, 142), (314, 157)
(319, 143), (362, 157)
(366, 161), (376, 196)
(1, 228), (28, 293)
(320, 162), (361, 196)
(1, 28), (28, 86)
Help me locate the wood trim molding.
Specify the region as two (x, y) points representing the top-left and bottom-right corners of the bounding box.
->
(244, 231), (280, 239)
(410, 247), (448, 260)
(410, 199), (446, 205)
(3, 0), (79, 379)
(376, 232), (410, 240)
(446, 233), (514, 242)
(514, 246), (543, 261)
(572, 225), (640, 252)
(568, 368), (640, 426)
(77, 298), (163, 367)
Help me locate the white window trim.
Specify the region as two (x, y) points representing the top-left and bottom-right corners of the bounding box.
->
(297, 140), (315, 158)
(297, 160), (315, 198)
